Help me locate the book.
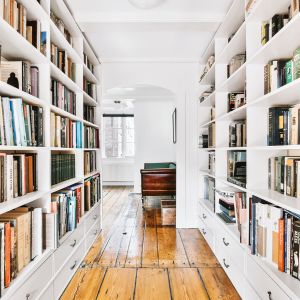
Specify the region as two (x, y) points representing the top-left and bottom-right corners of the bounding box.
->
(84, 125), (99, 149)
(294, 47), (300, 80)
(51, 153), (75, 185)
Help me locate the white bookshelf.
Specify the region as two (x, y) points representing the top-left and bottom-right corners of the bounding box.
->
(198, 0), (300, 299)
(0, 0), (102, 299)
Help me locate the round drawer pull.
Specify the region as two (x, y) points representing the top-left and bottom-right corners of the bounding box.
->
(26, 293), (31, 300)
(70, 239), (77, 247)
(93, 215), (98, 220)
(268, 291), (272, 300)
(222, 238), (229, 246)
(201, 229), (207, 235)
(223, 258), (230, 269)
(70, 260), (77, 270)
(202, 213), (207, 219)
(94, 229), (98, 235)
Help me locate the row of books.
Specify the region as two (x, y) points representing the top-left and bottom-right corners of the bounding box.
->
(50, 11), (72, 46)
(50, 43), (76, 82)
(229, 120), (247, 147)
(228, 92), (246, 112)
(250, 196), (300, 279)
(51, 153), (75, 186)
(84, 151), (97, 175)
(208, 151), (215, 175)
(0, 153), (37, 202)
(50, 113), (82, 148)
(199, 134), (208, 149)
(264, 47), (300, 94)
(1, 60), (39, 98)
(227, 150), (246, 188)
(227, 54), (246, 78)
(199, 55), (215, 82)
(84, 53), (95, 74)
(51, 79), (76, 115)
(83, 77), (96, 100)
(0, 97), (43, 147)
(84, 105), (95, 124)
(84, 126), (99, 149)
(84, 174), (101, 211)
(268, 105), (300, 146)
(208, 123), (215, 148)
(268, 156), (300, 198)
(1, 1), (46, 55)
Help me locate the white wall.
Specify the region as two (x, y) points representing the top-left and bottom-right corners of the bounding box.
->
(134, 99), (175, 192)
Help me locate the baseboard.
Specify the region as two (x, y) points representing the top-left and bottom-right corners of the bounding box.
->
(103, 181), (134, 186)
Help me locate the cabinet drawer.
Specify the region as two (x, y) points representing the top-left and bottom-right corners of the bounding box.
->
(85, 205), (100, 233)
(199, 206), (216, 232)
(198, 217), (214, 250)
(246, 256), (290, 300)
(39, 284), (53, 300)
(11, 256), (52, 300)
(54, 224), (84, 273)
(54, 242), (85, 299)
(86, 219), (100, 250)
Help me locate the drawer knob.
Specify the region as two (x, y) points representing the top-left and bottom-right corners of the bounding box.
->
(70, 239), (77, 247)
(268, 291), (272, 300)
(222, 238), (229, 246)
(94, 229), (98, 235)
(202, 213), (207, 219)
(93, 215), (98, 220)
(70, 260), (77, 270)
(26, 293), (31, 300)
(223, 258), (230, 269)
(201, 229), (207, 235)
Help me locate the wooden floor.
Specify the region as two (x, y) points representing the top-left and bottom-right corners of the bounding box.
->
(61, 186), (241, 300)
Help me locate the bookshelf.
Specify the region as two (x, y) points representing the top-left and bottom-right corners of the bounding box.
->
(0, 0), (102, 299)
(198, 0), (300, 299)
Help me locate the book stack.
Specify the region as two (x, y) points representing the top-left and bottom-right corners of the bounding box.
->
(227, 54), (246, 78)
(268, 105), (300, 146)
(84, 174), (101, 212)
(83, 105), (95, 123)
(0, 97), (43, 147)
(51, 153), (75, 185)
(0, 2), (46, 54)
(84, 125), (99, 149)
(50, 113), (82, 148)
(208, 123), (215, 148)
(51, 183), (83, 241)
(264, 47), (300, 94)
(50, 11), (73, 46)
(208, 151), (215, 175)
(250, 195), (300, 277)
(0, 206), (43, 294)
(0, 153), (37, 202)
(51, 79), (76, 115)
(268, 156), (300, 197)
(228, 92), (246, 112)
(229, 120), (247, 147)
(227, 150), (247, 188)
(1, 60), (39, 97)
(218, 192), (236, 223)
(50, 43), (76, 82)
(199, 55), (215, 81)
(198, 134), (208, 148)
(83, 77), (96, 99)
(204, 176), (215, 208)
(84, 53), (94, 74)
(84, 151), (97, 175)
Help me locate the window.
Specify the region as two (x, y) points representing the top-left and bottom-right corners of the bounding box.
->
(103, 114), (135, 158)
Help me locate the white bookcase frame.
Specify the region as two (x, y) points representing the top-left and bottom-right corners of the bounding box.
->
(198, 0), (300, 299)
(0, 0), (102, 299)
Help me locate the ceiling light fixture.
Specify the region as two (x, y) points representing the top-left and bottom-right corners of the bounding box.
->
(128, 0), (166, 9)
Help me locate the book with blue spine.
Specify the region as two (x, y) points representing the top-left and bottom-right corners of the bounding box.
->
(9, 100), (21, 146)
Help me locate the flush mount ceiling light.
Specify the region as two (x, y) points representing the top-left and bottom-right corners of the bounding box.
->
(128, 0), (166, 9)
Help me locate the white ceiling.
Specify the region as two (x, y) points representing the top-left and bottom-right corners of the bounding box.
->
(65, 0), (233, 62)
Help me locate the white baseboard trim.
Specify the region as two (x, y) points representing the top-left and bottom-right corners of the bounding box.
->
(103, 181), (134, 186)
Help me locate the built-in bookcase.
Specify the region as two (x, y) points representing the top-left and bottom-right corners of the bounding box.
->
(198, 0), (300, 299)
(0, 0), (102, 299)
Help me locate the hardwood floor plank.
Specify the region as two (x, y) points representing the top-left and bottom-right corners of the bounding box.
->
(157, 227), (189, 267)
(168, 268), (209, 300)
(199, 267), (241, 300)
(142, 227), (159, 267)
(97, 268), (136, 300)
(144, 208), (157, 227)
(135, 268), (171, 300)
(84, 234), (106, 265)
(179, 229), (219, 267)
(61, 268), (106, 300)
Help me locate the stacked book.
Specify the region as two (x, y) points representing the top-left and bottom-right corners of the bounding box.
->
(227, 54), (246, 78)
(268, 105), (300, 146)
(83, 77), (96, 100)
(51, 79), (76, 115)
(229, 120), (247, 147)
(1, 60), (39, 97)
(227, 150), (247, 188)
(84, 174), (101, 211)
(84, 125), (99, 149)
(0, 153), (37, 202)
(0, 206), (43, 294)
(84, 151), (97, 175)
(83, 53), (94, 74)
(51, 153), (75, 185)
(50, 112), (82, 148)
(50, 43), (76, 82)
(0, 97), (43, 147)
(235, 192), (248, 244)
(264, 47), (300, 94)
(83, 105), (95, 123)
(250, 196), (300, 278)
(50, 11), (73, 46)
(218, 196), (236, 223)
(228, 92), (246, 112)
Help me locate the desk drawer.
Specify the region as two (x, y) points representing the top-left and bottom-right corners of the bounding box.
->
(85, 204), (100, 233)
(198, 217), (214, 250)
(86, 219), (100, 250)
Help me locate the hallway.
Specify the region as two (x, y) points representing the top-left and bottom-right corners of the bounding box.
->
(61, 187), (240, 299)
